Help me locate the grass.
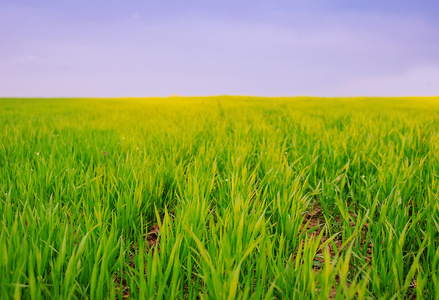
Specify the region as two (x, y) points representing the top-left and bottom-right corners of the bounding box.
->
(0, 96), (438, 299)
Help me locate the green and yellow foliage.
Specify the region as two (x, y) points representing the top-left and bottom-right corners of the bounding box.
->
(0, 97), (438, 299)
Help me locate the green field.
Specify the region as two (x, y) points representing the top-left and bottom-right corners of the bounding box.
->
(1, 97), (439, 299)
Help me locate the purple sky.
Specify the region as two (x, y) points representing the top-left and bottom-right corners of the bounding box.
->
(1, 0), (438, 97)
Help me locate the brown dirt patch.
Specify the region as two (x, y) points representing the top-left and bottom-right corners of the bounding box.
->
(301, 203), (355, 298)
(114, 223), (162, 298)
(301, 204), (343, 262)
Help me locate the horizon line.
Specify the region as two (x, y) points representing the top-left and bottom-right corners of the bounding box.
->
(1, 95), (439, 100)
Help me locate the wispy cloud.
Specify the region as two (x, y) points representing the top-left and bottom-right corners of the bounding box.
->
(332, 65), (439, 97)
(0, 55), (44, 65)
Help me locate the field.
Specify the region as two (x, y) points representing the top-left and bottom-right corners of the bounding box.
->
(1, 97), (439, 299)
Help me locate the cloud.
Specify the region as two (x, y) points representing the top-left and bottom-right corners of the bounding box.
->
(0, 55), (45, 66)
(332, 65), (439, 96)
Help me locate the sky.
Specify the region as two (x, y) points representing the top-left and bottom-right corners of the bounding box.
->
(1, 0), (438, 97)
